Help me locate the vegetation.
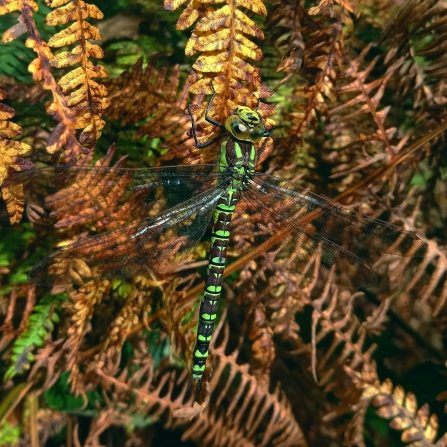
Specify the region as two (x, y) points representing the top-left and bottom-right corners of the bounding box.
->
(0, 0), (446, 445)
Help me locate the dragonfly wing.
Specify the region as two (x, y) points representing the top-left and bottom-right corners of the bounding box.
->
(251, 174), (427, 257)
(236, 187), (376, 288)
(26, 184), (225, 285)
(6, 165), (221, 230)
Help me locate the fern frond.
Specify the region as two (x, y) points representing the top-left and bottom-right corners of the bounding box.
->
(346, 368), (447, 446)
(45, 0), (110, 149)
(19, 145), (138, 232)
(308, 0), (355, 17)
(106, 58), (180, 127)
(204, 321), (307, 447)
(303, 284), (378, 390)
(248, 306), (276, 387)
(278, 19), (342, 163)
(87, 361), (194, 445)
(106, 58), (195, 157)
(64, 281), (109, 390)
(1, 1), (88, 162)
(165, 0), (274, 151)
(380, 0), (447, 121)
(267, 0), (304, 80)
(0, 286), (36, 353)
(4, 291), (67, 380)
(0, 0), (37, 16)
(0, 86), (33, 225)
(386, 189), (447, 316)
(95, 287), (145, 376)
(325, 47), (396, 178)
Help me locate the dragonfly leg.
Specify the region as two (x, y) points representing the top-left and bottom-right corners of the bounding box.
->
(187, 103), (227, 149)
(257, 126), (275, 156)
(204, 79), (225, 128)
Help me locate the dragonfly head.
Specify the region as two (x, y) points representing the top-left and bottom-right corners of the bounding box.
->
(225, 106), (265, 143)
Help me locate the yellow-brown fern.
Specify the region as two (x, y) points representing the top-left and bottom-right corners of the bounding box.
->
(45, 0), (110, 149)
(346, 368), (447, 446)
(1, 0), (87, 162)
(0, 87), (33, 225)
(164, 0), (275, 157)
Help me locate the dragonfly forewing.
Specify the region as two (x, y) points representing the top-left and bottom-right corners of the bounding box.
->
(7, 165), (221, 231)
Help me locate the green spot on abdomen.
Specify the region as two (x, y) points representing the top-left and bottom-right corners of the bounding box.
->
(198, 334), (212, 342)
(215, 229), (230, 237)
(195, 349), (209, 358)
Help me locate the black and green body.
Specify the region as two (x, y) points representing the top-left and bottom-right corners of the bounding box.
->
(6, 94), (427, 390)
(187, 95), (272, 384)
(192, 139), (257, 382)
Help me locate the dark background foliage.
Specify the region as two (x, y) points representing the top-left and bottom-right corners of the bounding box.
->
(0, 0), (446, 446)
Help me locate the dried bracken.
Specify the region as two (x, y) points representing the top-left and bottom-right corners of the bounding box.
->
(0, 86), (33, 225)
(105, 58), (199, 160)
(0, 0), (86, 162)
(0, 0), (447, 445)
(64, 280), (109, 390)
(45, 0), (110, 150)
(274, 13), (343, 167)
(164, 0), (275, 156)
(346, 368), (447, 446)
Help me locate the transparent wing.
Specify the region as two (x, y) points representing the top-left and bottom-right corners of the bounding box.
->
(235, 187), (376, 288)
(251, 174), (427, 257)
(28, 185), (225, 285)
(6, 164), (221, 230)
(6, 165), (225, 285)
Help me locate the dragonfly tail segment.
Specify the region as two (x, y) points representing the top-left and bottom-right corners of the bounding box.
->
(191, 187), (239, 385)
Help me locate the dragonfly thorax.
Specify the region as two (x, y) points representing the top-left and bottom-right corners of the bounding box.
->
(220, 139), (256, 188)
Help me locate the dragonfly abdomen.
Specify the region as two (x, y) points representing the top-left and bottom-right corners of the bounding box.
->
(191, 188), (240, 384)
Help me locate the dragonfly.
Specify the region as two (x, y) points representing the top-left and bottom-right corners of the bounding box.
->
(5, 89), (427, 389)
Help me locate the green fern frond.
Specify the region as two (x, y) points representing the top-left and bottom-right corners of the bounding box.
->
(4, 293), (68, 380)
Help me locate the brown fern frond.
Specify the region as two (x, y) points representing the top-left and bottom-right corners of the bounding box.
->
(248, 306), (276, 387)
(267, 0), (305, 82)
(201, 321), (307, 447)
(387, 188), (447, 316)
(323, 47), (401, 185)
(106, 58), (179, 127)
(380, 0), (447, 121)
(304, 285), (377, 390)
(308, 0), (355, 17)
(1, 2), (87, 162)
(106, 57), (210, 161)
(0, 0), (37, 16)
(19, 145), (141, 234)
(29, 339), (65, 391)
(0, 86), (33, 225)
(93, 288), (142, 376)
(64, 280), (110, 391)
(161, 275), (198, 370)
(165, 0), (275, 155)
(0, 286), (36, 351)
(276, 18), (342, 165)
(346, 368), (447, 446)
(45, 0), (110, 150)
(85, 347), (194, 445)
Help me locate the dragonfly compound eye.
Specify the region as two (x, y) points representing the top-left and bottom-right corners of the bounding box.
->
(249, 125), (264, 143)
(225, 115), (251, 140)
